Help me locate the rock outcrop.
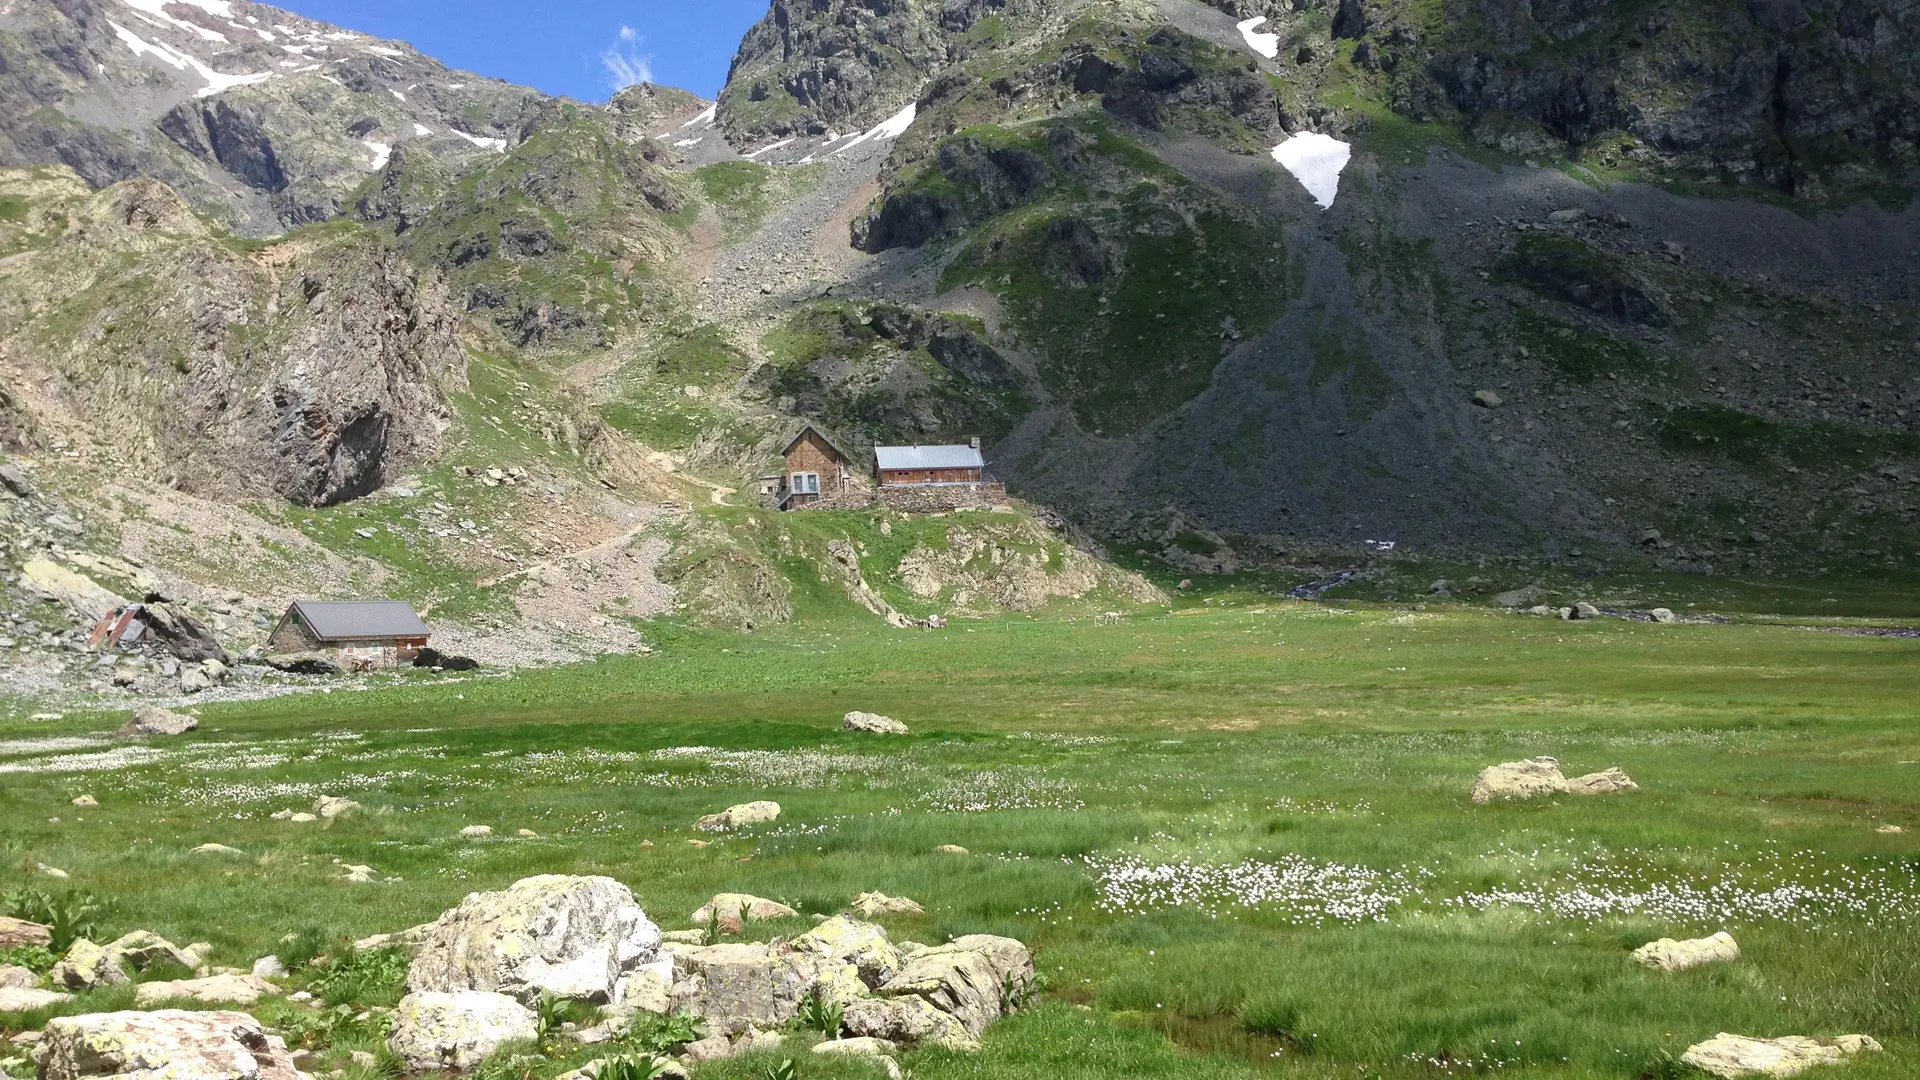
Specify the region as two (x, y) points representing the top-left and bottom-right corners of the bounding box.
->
(116, 706), (197, 739)
(1680, 1033), (1882, 1078)
(694, 801), (781, 832)
(408, 875), (662, 1005)
(844, 712), (910, 735)
(1471, 758), (1637, 803)
(1632, 932), (1740, 973)
(38, 1010), (303, 1080)
(388, 990), (539, 1071)
(133, 974), (281, 1008)
(850, 893), (925, 918)
(876, 935), (1033, 1039)
(52, 933), (207, 991)
(0, 916), (52, 949)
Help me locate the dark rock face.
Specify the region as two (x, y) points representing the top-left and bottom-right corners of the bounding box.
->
(161, 100), (288, 193)
(1500, 234), (1669, 327)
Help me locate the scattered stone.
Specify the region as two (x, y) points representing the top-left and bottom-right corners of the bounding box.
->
(1493, 586), (1544, 608)
(1566, 767), (1638, 795)
(287, 813), (318, 823)
(1573, 601), (1602, 619)
(813, 1037), (903, 1078)
(314, 796), (362, 819)
(341, 865), (377, 884)
(389, 991), (539, 1071)
(115, 706), (196, 738)
(687, 839), (709, 848)
(0, 463), (33, 498)
(1650, 608), (1679, 623)
(408, 874), (662, 1005)
(660, 930), (707, 946)
(252, 956), (288, 979)
(680, 1034), (739, 1062)
(935, 845), (969, 855)
(72, 794), (98, 808)
(691, 894), (798, 923)
(1877, 825), (1907, 834)
(517, 829), (538, 838)
(265, 653), (344, 676)
(192, 844), (246, 857)
(0, 965), (37, 989)
(0, 917), (52, 949)
(849, 893), (925, 918)
(1473, 389), (1505, 409)
(0, 987), (70, 1012)
(1547, 208), (1588, 224)
(349, 1051), (376, 1069)
(1680, 1033), (1881, 1078)
(843, 711), (909, 735)
(37, 864), (70, 879)
(459, 825), (493, 838)
(1632, 931), (1739, 972)
(39, 1010), (304, 1080)
(695, 801), (781, 832)
(134, 974), (280, 1008)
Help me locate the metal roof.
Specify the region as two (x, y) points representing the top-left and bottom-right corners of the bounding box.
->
(288, 600), (430, 642)
(874, 444), (985, 471)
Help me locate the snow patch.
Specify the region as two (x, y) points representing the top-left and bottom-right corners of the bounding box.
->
(680, 104), (717, 129)
(109, 19), (272, 97)
(673, 136), (703, 148)
(365, 45), (405, 58)
(1271, 131), (1351, 209)
(744, 137), (795, 160)
(448, 82), (467, 90)
(121, 0), (229, 41)
(1236, 16), (1280, 59)
(388, 88), (406, 102)
(412, 122), (433, 137)
(833, 101), (917, 156)
(364, 140), (392, 171)
(449, 129), (508, 152)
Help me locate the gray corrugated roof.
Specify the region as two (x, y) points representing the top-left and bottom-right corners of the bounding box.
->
(289, 600), (430, 641)
(874, 445), (984, 470)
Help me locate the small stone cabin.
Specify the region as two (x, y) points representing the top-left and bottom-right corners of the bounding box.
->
(874, 439), (986, 486)
(778, 423), (858, 509)
(268, 600), (431, 665)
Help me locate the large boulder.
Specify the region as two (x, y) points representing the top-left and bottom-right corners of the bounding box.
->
(876, 935), (1032, 1039)
(38, 1010), (303, 1080)
(115, 707), (197, 738)
(1470, 757), (1570, 803)
(408, 875), (661, 1005)
(841, 996), (975, 1051)
(1632, 932), (1740, 972)
(1567, 767), (1638, 795)
(690, 894), (797, 924)
(843, 712), (909, 735)
(0, 986), (70, 1011)
(51, 933), (204, 991)
(791, 917), (901, 986)
(694, 801), (780, 832)
(388, 991), (538, 1071)
(661, 942), (825, 1036)
(850, 893), (924, 918)
(134, 974), (281, 1007)
(1680, 1034), (1882, 1078)
(0, 916), (51, 948)
(0, 964), (38, 988)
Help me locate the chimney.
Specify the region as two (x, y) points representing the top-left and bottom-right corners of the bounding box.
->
(968, 435), (982, 450)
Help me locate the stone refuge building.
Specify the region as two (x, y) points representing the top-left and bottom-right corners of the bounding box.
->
(268, 600), (431, 666)
(775, 423), (863, 509)
(772, 426), (1009, 512)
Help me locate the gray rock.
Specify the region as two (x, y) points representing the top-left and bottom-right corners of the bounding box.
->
(38, 1010), (303, 1080)
(389, 991), (538, 1071)
(1680, 1034), (1881, 1078)
(690, 894), (798, 923)
(314, 796), (362, 819)
(1566, 767), (1638, 795)
(251, 956), (288, 979)
(662, 942), (824, 1035)
(1470, 757), (1571, 804)
(0, 986), (70, 1011)
(843, 711), (910, 735)
(0, 965), (37, 989)
(876, 935), (1033, 1040)
(0, 917), (51, 949)
(694, 801), (781, 832)
(849, 893), (924, 918)
(133, 974), (280, 1008)
(0, 463), (32, 498)
(1632, 932), (1739, 972)
(1473, 389), (1505, 409)
(842, 996), (975, 1051)
(407, 874), (662, 1005)
(1574, 602), (1602, 619)
(1650, 607), (1679, 623)
(115, 706), (197, 738)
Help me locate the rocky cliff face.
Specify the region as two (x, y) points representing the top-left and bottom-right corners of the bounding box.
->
(0, 167), (465, 507)
(0, 0), (547, 235)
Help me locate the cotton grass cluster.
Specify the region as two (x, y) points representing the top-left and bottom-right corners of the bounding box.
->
(915, 769), (1085, 813)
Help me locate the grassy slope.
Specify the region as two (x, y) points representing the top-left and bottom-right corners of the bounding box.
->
(4, 604), (1918, 1079)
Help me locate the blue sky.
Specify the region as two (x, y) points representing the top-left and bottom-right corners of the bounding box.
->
(281, 0), (770, 101)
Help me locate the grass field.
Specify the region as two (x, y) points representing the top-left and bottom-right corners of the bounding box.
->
(3, 599), (1918, 1080)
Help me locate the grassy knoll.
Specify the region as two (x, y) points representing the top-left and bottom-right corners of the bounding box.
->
(3, 602), (1918, 1080)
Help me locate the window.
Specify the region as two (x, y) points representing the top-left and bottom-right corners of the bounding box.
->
(791, 472), (820, 495)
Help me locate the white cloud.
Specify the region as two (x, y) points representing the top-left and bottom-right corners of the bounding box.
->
(601, 25), (652, 91)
